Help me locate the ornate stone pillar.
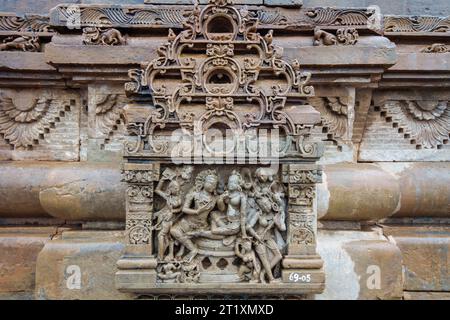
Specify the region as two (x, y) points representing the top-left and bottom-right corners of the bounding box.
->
(116, 163), (159, 288)
(282, 164), (324, 288)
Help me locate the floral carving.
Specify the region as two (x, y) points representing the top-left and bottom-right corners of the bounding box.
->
(290, 213), (315, 245)
(0, 93), (70, 149)
(306, 7), (376, 26)
(94, 94), (125, 147)
(52, 4), (287, 30)
(380, 100), (450, 148)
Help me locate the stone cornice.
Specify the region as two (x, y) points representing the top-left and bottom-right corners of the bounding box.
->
(48, 4), (381, 33)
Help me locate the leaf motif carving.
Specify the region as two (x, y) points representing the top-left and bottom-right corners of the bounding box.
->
(381, 100), (450, 148)
(0, 93), (67, 149)
(309, 97), (348, 139)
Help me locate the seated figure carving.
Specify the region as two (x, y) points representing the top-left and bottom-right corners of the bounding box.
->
(170, 169), (219, 263)
(157, 167), (287, 284)
(193, 170), (247, 245)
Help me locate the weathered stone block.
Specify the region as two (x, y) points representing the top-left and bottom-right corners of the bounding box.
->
(0, 227), (55, 299)
(35, 230), (134, 300)
(315, 229), (403, 300)
(383, 225), (450, 292)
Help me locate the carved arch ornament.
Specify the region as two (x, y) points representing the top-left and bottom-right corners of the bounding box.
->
(122, 0), (322, 162)
(117, 0), (325, 295)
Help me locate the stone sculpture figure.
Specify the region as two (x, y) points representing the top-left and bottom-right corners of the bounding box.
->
(0, 35), (40, 51)
(196, 170), (247, 243)
(170, 169), (219, 262)
(246, 195), (284, 283)
(253, 168), (287, 236)
(153, 175), (182, 261)
(235, 237), (261, 282)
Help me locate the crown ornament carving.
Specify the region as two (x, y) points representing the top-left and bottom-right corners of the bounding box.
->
(122, 0), (321, 161)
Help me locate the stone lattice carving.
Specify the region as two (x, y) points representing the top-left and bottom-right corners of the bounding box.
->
(379, 100), (450, 148)
(421, 43), (450, 53)
(0, 92), (71, 149)
(384, 15), (450, 33)
(117, 0), (324, 294)
(82, 27), (126, 46)
(0, 35), (40, 51)
(313, 27), (358, 46)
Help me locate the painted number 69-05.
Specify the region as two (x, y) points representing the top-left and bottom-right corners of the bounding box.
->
(289, 273), (311, 283)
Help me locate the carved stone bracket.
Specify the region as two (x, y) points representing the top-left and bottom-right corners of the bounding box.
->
(0, 91), (73, 150)
(308, 96), (355, 146)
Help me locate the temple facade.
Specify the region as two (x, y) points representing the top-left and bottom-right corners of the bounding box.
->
(0, 0), (449, 300)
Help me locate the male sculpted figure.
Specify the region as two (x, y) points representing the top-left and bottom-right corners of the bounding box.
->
(170, 170), (219, 262)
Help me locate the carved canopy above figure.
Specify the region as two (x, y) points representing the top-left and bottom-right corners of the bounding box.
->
(116, 0), (325, 296)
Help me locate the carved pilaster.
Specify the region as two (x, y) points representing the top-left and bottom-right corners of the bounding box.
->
(116, 163), (160, 288)
(281, 164), (324, 287)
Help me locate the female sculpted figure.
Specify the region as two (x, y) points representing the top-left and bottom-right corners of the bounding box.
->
(245, 195), (284, 283)
(153, 177), (182, 261)
(253, 167), (287, 234)
(235, 238), (261, 282)
(170, 170), (219, 262)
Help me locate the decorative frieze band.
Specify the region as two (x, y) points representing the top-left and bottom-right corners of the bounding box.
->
(49, 4), (380, 32)
(384, 15), (450, 34)
(0, 13), (53, 35)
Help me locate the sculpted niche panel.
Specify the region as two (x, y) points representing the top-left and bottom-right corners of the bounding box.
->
(152, 166), (287, 284)
(116, 0), (324, 295)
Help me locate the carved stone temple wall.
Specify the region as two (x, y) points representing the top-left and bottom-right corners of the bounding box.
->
(0, 0), (449, 300)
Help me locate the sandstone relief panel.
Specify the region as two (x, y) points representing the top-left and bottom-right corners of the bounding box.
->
(115, 0), (324, 295)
